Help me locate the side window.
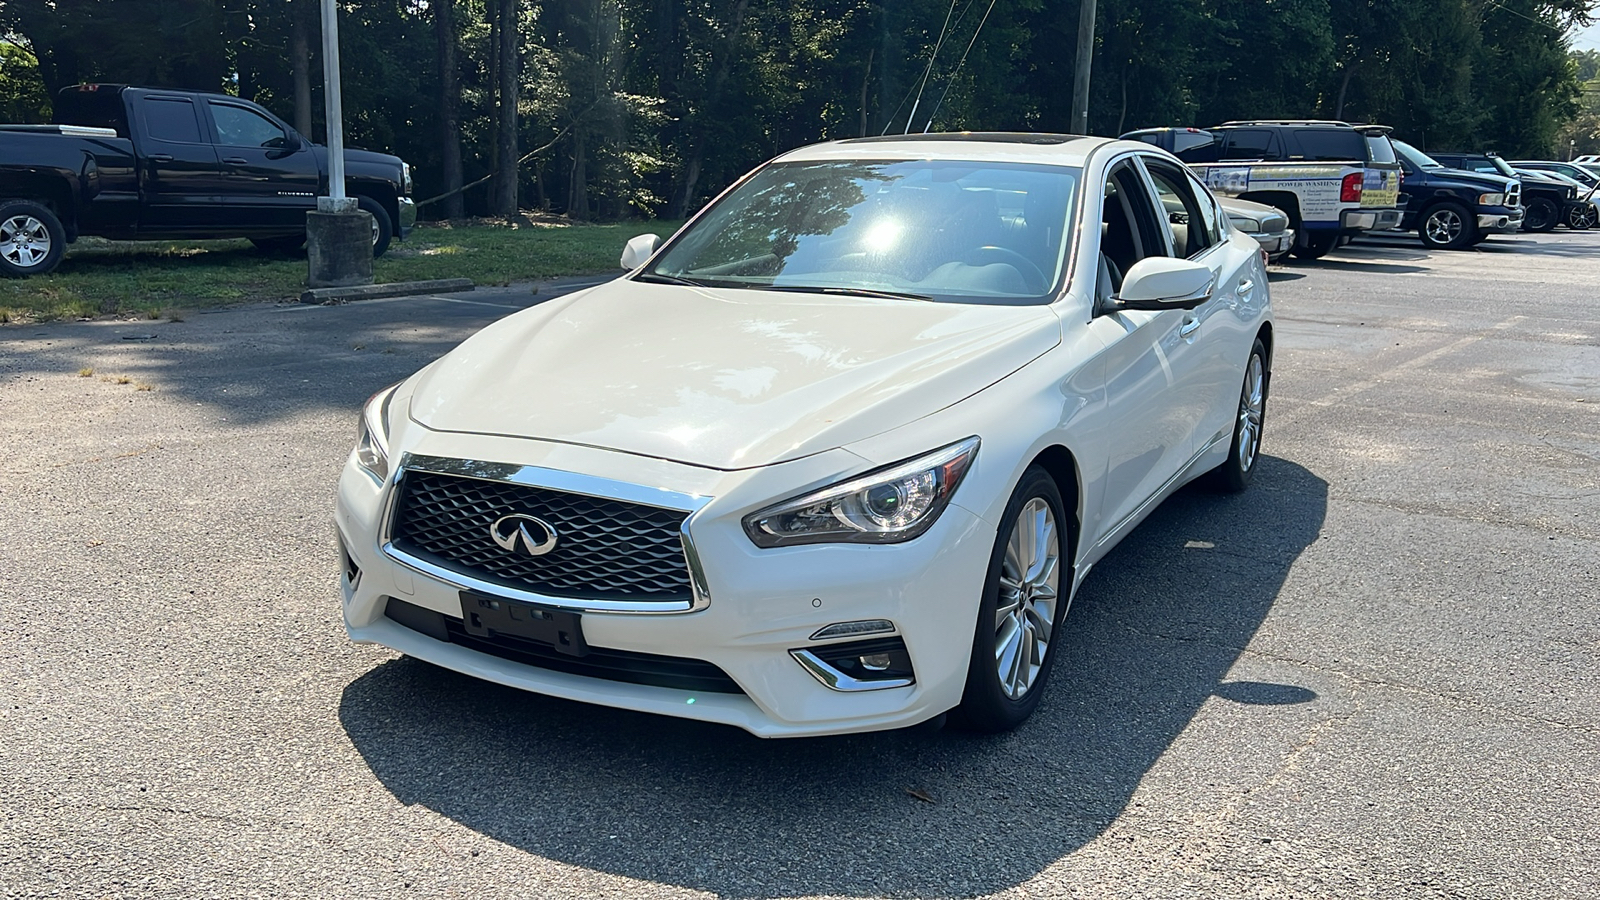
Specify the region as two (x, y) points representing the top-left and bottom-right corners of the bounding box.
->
(210, 103), (290, 148)
(1221, 129), (1278, 161)
(141, 98), (203, 143)
(1144, 161), (1214, 259)
(1184, 170), (1225, 245)
(1097, 162), (1169, 306)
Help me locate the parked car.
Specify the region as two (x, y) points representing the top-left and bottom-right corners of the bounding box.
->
(0, 84), (416, 276)
(1219, 196), (1294, 262)
(1427, 151), (1581, 233)
(337, 133), (1273, 737)
(1509, 161), (1600, 228)
(1122, 120), (1402, 260)
(1389, 140), (1522, 249)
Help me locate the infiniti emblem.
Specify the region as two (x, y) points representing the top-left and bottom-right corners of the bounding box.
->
(489, 514), (559, 557)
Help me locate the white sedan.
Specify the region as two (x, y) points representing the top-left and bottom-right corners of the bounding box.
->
(335, 133), (1273, 737)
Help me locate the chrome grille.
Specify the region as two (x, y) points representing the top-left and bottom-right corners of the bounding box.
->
(1508, 183), (1522, 207)
(389, 470), (693, 601)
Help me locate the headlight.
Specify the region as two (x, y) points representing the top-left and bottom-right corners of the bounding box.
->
(401, 161), (413, 196)
(742, 437), (979, 547)
(355, 384), (400, 483)
(1478, 192), (1505, 206)
(1228, 216), (1261, 234)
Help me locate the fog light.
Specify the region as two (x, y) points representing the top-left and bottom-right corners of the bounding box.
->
(810, 619), (895, 640)
(860, 653), (893, 671)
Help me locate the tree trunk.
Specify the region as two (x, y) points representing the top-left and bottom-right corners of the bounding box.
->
(569, 130), (589, 220)
(1334, 62), (1357, 121)
(858, 49), (874, 137)
(494, 0), (520, 217)
(290, 6), (313, 139)
(671, 0), (751, 218)
(435, 0), (464, 219)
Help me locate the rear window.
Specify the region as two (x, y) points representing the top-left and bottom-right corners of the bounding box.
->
(1365, 135), (1397, 165)
(1291, 130), (1364, 161)
(141, 98), (203, 143)
(52, 88), (129, 135)
(1221, 130), (1278, 161)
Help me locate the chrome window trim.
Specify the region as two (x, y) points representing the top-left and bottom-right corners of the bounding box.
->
(790, 649), (915, 692)
(379, 453), (713, 615)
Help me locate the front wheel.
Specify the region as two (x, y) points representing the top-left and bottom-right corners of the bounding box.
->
(1522, 197), (1558, 233)
(1419, 202), (1476, 250)
(0, 200), (67, 277)
(950, 467), (1070, 734)
(357, 195), (394, 257)
(1568, 204), (1597, 230)
(1209, 338), (1269, 493)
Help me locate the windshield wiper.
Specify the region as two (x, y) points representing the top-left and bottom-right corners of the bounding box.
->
(633, 272), (713, 287)
(762, 284), (933, 302)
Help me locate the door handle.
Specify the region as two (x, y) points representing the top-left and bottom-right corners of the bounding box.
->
(149, 154), (174, 163)
(1237, 278), (1255, 297)
(223, 157), (248, 165)
(1179, 316), (1201, 339)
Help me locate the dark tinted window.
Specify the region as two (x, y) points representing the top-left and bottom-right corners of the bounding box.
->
(1365, 135), (1397, 165)
(1292, 130), (1364, 161)
(1221, 130), (1277, 160)
(1173, 133), (1221, 164)
(142, 98), (202, 143)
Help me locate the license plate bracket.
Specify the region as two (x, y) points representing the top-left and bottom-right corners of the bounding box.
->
(460, 591), (589, 657)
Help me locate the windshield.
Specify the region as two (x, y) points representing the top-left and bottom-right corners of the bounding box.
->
(1392, 140), (1443, 170)
(645, 159), (1081, 305)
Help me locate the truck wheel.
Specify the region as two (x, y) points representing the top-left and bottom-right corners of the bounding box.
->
(1567, 204), (1597, 230)
(0, 201), (66, 277)
(1522, 198), (1558, 233)
(1419, 202), (1476, 250)
(357, 196), (393, 258)
(1290, 232), (1337, 260)
(250, 234), (307, 254)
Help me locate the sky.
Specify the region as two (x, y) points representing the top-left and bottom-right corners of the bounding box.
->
(1573, 19), (1600, 53)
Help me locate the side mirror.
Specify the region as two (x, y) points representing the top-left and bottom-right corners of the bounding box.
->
(1113, 256), (1214, 311)
(620, 233), (661, 270)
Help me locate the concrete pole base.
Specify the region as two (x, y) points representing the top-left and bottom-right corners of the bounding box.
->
(306, 209), (373, 288)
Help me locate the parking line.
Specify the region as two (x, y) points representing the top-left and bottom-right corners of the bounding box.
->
(1273, 315), (1526, 429)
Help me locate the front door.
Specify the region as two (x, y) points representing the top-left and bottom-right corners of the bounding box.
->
(203, 100), (321, 230)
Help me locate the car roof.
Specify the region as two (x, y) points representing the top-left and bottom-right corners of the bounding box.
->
(777, 133), (1127, 167)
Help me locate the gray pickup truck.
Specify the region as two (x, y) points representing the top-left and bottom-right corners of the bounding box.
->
(0, 84), (416, 276)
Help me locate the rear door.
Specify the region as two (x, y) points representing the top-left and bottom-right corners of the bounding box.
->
(202, 99), (321, 229)
(132, 93), (227, 231)
(1138, 156), (1254, 463)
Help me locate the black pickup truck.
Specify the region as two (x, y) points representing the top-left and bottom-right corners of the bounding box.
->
(0, 85), (415, 276)
(1428, 151), (1583, 233)
(1388, 139), (1522, 249)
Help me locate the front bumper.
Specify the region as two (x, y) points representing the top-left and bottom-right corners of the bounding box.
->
(1248, 228), (1294, 259)
(335, 432), (995, 738)
(1477, 207), (1524, 234)
(396, 197), (417, 238)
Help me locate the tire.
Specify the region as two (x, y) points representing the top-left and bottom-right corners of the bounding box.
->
(1523, 197), (1558, 233)
(0, 200), (67, 277)
(1419, 201), (1476, 250)
(1567, 204), (1597, 230)
(250, 233), (306, 253)
(1290, 231), (1337, 260)
(1209, 338), (1269, 493)
(949, 466), (1071, 734)
(357, 195), (393, 257)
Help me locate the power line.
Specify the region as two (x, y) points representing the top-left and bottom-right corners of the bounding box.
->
(901, 0), (963, 134)
(922, 0), (1000, 132)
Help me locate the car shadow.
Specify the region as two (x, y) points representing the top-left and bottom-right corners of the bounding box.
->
(338, 455), (1328, 898)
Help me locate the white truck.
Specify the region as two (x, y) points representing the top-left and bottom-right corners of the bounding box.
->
(1123, 121), (1402, 260)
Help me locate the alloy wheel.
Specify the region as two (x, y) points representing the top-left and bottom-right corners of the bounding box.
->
(1, 215), (51, 269)
(1237, 353), (1265, 472)
(994, 498), (1060, 700)
(1425, 208), (1462, 245)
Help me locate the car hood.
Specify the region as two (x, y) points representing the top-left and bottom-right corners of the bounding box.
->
(409, 280), (1062, 470)
(1433, 167), (1516, 191)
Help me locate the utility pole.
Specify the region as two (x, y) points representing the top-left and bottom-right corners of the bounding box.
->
(1070, 0), (1096, 135)
(306, 0), (373, 287)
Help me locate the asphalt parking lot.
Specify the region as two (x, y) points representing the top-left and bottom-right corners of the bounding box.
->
(2, 231), (1597, 899)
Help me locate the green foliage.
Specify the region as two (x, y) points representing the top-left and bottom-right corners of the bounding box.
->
(1, 0), (1597, 218)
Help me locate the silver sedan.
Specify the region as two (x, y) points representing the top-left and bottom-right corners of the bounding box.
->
(1221, 197), (1293, 263)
